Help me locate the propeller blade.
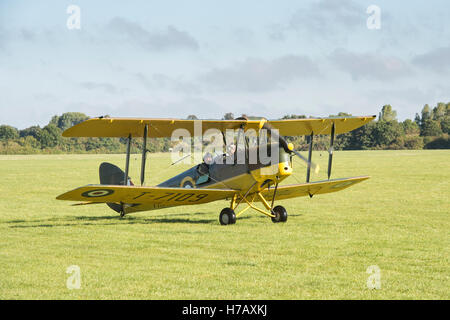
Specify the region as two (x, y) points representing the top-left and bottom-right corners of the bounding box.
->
(292, 149), (320, 174)
(327, 123), (335, 180)
(261, 122), (320, 174)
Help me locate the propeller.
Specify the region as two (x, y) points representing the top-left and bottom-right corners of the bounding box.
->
(327, 123), (335, 180)
(261, 122), (320, 174)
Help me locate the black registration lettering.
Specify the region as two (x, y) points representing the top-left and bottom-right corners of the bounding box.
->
(189, 194), (208, 202)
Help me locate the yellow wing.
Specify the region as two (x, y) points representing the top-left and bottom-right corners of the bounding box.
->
(62, 116), (376, 138)
(258, 176), (370, 201)
(268, 117), (375, 135)
(57, 185), (237, 207)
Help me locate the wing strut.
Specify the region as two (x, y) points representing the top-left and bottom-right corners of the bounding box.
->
(327, 123), (335, 180)
(124, 134), (131, 185)
(306, 132), (314, 183)
(140, 124), (148, 186)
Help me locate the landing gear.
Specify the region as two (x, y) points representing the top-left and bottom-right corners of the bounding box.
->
(219, 208), (236, 225)
(119, 203), (126, 218)
(271, 205), (288, 223)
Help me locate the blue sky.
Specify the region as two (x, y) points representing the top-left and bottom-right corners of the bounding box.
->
(1, 0), (449, 128)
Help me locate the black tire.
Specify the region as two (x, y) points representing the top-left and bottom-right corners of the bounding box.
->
(271, 205), (288, 223)
(219, 208), (236, 225)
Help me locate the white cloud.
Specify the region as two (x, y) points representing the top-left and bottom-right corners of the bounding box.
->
(107, 17), (199, 51)
(79, 81), (118, 94)
(412, 46), (450, 73)
(330, 49), (412, 81)
(200, 55), (320, 92)
(289, 0), (363, 36)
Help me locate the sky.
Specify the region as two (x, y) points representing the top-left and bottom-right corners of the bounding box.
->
(0, 0), (449, 129)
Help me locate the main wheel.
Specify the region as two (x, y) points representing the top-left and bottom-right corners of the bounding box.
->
(271, 205), (288, 223)
(219, 208), (236, 225)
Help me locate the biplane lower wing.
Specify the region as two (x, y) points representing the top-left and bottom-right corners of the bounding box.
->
(259, 176), (370, 201)
(57, 185), (238, 209)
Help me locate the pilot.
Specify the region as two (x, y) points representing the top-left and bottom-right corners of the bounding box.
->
(197, 152), (213, 182)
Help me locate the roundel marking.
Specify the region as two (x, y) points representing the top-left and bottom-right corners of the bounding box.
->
(81, 189), (114, 198)
(180, 176), (196, 188)
(330, 181), (354, 189)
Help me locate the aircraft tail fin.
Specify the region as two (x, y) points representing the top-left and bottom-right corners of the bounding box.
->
(99, 162), (133, 213)
(99, 162), (133, 185)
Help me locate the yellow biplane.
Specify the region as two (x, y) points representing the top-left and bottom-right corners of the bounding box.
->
(57, 115), (375, 225)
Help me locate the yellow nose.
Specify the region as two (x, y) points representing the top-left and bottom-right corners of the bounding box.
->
(278, 161), (292, 176)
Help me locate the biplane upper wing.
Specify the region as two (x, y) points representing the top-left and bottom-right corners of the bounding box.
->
(57, 185), (238, 207)
(62, 116), (376, 138)
(258, 176), (370, 201)
(267, 116), (376, 135)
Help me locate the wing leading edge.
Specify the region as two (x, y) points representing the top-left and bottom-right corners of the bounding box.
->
(258, 176), (370, 201)
(62, 116), (376, 138)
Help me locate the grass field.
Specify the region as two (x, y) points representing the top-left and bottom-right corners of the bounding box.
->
(0, 150), (448, 299)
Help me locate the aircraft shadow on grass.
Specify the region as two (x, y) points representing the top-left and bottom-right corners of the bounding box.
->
(3, 211), (289, 229)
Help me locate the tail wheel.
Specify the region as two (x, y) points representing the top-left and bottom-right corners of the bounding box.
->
(119, 203), (125, 218)
(219, 208), (236, 225)
(271, 205), (288, 223)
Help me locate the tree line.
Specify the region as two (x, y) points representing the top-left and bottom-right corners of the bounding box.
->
(0, 103), (449, 154)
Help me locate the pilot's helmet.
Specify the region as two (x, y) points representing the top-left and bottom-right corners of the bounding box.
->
(203, 152), (214, 165)
(227, 144), (236, 155)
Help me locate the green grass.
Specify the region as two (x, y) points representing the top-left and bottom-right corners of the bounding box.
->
(0, 150), (449, 299)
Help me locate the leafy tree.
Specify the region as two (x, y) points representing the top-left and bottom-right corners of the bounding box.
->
(0, 125), (19, 140)
(19, 126), (42, 139)
(414, 113), (421, 126)
(346, 121), (376, 150)
(22, 136), (41, 149)
(372, 120), (403, 147)
(403, 135), (424, 149)
(38, 124), (62, 148)
(402, 119), (420, 135)
(379, 105), (397, 122)
(50, 112), (89, 131)
(440, 117), (450, 134)
(282, 114), (306, 119)
(420, 119), (442, 136)
(391, 135), (424, 150)
(421, 104), (432, 123)
(186, 115), (198, 120)
(223, 113), (234, 120)
(433, 103), (446, 120)
(424, 135), (450, 149)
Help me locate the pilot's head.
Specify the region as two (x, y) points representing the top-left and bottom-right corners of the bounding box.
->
(203, 152), (213, 165)
(227, 144), (236, 155)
